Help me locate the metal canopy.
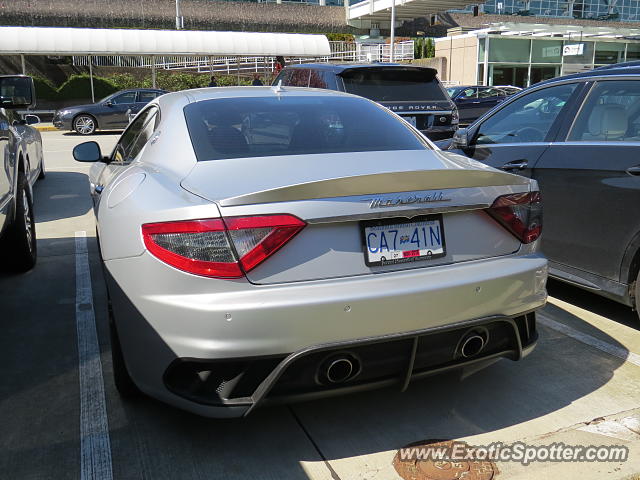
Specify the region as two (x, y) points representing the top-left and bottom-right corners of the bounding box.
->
(0, 26), (331, 57)
(463, 22), (640, 40)
(348, 0), (470, 26)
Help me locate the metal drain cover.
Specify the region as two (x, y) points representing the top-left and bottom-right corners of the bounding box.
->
(393, 440), (497, 480)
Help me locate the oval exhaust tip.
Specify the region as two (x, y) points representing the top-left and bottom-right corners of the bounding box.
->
(326, 358), (354, 384)
(460, 335), (486, 358)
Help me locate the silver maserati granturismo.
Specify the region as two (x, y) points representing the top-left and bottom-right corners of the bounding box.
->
(73, 86), (547, 417)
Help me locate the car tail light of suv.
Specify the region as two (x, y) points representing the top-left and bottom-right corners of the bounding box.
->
(142, 215), (306, 278)
(451, 107), (459, 125)
(486, 191), (542, 244)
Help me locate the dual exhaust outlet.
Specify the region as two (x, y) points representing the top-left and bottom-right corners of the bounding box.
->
(317, 329), (489, 386)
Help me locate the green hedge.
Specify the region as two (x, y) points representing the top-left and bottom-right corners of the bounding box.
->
(57, 74), (119, 100)
(325, 33), (355, 42)
(32, 76), (58, 101)
(32, 72), (257, 102)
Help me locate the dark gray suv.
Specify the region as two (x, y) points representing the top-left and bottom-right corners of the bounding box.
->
(438, 65), (640, 317)
(273, 63), (459, 140)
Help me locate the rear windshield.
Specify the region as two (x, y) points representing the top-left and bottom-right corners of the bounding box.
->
(184, 95), (429, 161)
(340, 68), (448, 102)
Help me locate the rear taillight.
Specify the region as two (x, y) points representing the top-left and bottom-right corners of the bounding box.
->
(486, 191), (542, 244)
(451, 107), (459, 125)
(142, 215), (306, 278)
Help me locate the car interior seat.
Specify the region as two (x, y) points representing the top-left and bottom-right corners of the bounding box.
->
(583, 104), (628, 141)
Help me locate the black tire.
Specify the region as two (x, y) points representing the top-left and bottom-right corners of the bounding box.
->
(73, 114), (97, 135)
(1, 172), (36, 272)
(635, 269), (640, 322)
(37, 157), (45, 180)
(109, 302), (141, 397)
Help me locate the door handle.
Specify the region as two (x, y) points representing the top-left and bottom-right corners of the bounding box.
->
(501, 160), (528, 171)
(626, 165), (640, 176)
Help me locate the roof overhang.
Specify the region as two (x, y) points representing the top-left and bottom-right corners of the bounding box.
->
(0, 26), (331, 57)
(435, 22), (640, 42)
(348, 0), (470, 27)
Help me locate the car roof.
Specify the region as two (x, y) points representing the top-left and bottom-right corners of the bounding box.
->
(115, 88), (167, 94)
(536, 64), (640, 87)
(157, 85), (360, 107)
(282, 62), (436, 73)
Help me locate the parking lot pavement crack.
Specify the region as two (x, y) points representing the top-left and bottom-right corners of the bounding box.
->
(288, 406), (343, 480)
(522, 408), (640, 443)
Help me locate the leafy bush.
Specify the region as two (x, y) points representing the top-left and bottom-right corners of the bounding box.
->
(326, 33), (355, 42)
(32, 76), (58, 101)
(107, 73), (140, 90)
(56, 74), (118, 100)
(37, 71), (257, 102)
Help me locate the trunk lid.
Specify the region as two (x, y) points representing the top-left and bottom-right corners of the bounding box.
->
(181, 150), (530, 284)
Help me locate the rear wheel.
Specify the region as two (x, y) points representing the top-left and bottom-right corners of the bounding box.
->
(1, 172), (36, 271)
(108, 302), (140, 397)
(73, 114), (96, 135)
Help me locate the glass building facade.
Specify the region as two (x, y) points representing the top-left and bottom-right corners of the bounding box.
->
(476, 35), (640, 87)
(480, 1), (640, 22)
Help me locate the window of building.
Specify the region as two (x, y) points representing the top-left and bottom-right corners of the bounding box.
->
(531, 39), (563, 63)
(488, 38), (532, 63)
(627, 43), (640, 60)
(594, 42), (625, 65)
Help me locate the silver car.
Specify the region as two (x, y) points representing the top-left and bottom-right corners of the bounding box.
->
(72, 87), (547, 418)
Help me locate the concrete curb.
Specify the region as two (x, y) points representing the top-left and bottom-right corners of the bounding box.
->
(34, 126), (59, 132)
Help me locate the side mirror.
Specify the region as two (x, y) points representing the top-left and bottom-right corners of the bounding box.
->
(0, 76), (35, 109)
(452, 128), (471, 149)
(104, 101), (114, 107)
(73, 141), (102, 162)
(25, 114), (40, 125)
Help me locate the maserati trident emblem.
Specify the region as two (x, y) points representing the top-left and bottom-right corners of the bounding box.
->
(366, 192), (451, 209)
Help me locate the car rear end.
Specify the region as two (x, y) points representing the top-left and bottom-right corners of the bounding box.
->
(338, 65), (459, 140)
(103, 91), (546, 417)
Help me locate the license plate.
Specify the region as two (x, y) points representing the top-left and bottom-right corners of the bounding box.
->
(362, 216), (446, 267)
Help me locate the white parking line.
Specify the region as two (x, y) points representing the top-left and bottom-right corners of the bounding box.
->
(538, 314), (640, 367)
(75, 231), (113, 480)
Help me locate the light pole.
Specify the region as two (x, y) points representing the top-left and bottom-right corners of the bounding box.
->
(176, 0), (184, 30)
(389, 0), (396, 62)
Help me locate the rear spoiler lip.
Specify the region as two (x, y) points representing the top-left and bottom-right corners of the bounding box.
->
(215, 169), (530, 207)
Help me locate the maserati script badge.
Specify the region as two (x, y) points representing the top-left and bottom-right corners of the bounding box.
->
(366, 192), (451, 209)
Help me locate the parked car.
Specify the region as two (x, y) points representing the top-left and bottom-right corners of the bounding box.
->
(447, 85), (520, 124)
(0, 75), (44, 271)
(437, 65), (640, 317)
(53, 88), (167, 135)
(273, 63), (459, 140)
(73, 87), (546, 417)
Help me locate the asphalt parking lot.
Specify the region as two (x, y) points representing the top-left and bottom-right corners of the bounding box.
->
(1, 130), (640, 480)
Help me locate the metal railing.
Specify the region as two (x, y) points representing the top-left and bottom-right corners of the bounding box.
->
(71, 41), (414, 74)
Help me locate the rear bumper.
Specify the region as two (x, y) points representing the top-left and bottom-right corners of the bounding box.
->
(105, 252), (547, 417)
